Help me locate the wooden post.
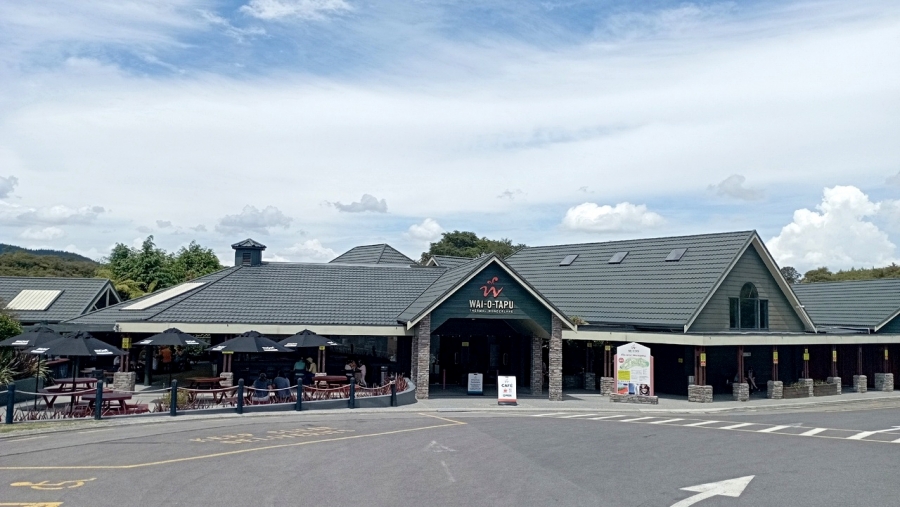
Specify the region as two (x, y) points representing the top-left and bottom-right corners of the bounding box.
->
(803, 347), (809, 378)
(858, 345), (863, 375)
(832, 345), (838, 377)
(772, 345), (779, 382)
(737, 345), (745, 383)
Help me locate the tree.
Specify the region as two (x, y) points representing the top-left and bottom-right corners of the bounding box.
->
(98, 236), (222, 300)
(779, 266), (801, 284)
(802, 267), (834, 283)
(419, 230), (526, 263)
(0, 312), (21, 341)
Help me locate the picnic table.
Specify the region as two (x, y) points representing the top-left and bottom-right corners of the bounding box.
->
(54, 378), (98, 389)
(313, 375), (350, 388)
(81, 392), (132, 415)
(186, 377), (223, 389)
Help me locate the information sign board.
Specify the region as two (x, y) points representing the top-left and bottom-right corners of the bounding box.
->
(497, 375), (516, 405)
(616, 342), (652, 396)
(467, 373), (483, 395)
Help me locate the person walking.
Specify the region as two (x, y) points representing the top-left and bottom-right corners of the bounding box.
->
(747, 367), (759, 393)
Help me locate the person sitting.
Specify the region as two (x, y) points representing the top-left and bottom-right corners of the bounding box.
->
(272, 371), (291, 402)
(251, 373), (272, 404)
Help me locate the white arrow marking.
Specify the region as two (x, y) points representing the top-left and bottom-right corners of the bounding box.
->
(671, 475), (754, 507)
(425, 441), (456, 453)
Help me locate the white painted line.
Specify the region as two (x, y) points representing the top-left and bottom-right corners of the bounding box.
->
(719, 423), (754, 430)
(649, 418), (684, 425)
(891, 437), (900, 443)
(531, 413), (566, 417)
(587, 415), (626, 420)
(559, 414), (597, 419)
(800, 428), (827, 436)
(620, 417), (655, 423)
(683, 420), (720, 427)
(6, 435), (48, 443)
(847, 431), (877, 440)
(757, 425), (791, 433)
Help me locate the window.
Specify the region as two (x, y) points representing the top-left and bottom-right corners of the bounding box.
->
(242, 252), (252, 266)
(559, 254), (578, 266)
(665, 248), (687, 261)
(608, 251), (629, 264)
(729, 282), (769, 329)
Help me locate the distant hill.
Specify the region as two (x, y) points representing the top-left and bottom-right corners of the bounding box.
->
(0, 244), (100, 278)
(0, 243), (96, 263)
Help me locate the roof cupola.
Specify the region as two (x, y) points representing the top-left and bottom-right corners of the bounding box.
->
(231, 239), (266, 267)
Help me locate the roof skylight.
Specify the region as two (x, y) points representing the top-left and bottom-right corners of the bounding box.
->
(122, 282), (205, 310)
(559, 254), (579, 266)
(665, 248), (687, 262)
(4, 290), (62, 311)
(608, 251), (629, 264)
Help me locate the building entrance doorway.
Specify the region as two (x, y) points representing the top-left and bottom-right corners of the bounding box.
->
(431, 318), (533, 389)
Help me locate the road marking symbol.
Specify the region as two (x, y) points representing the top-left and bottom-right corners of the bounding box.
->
(757, 425), (790, 433)
(800, 428), (826, 436)
(440, 460), (456, 483)
(11, 478), (95, 490)
(425, 441), (456, 453)
(672, 475), (754, 507)
(719, 423), (754, 430)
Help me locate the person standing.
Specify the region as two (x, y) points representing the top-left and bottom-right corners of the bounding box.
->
(160, 346), (173, 374)
(747, 367), (759, 393)
(293, 357), (307, 385)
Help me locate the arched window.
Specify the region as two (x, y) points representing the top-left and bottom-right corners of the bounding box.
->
(729, 282), (769, 329)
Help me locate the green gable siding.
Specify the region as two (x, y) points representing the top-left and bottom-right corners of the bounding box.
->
(878, 314), (900, 333)
(430, 264), (551, 334)
(688, 247), (805, 333)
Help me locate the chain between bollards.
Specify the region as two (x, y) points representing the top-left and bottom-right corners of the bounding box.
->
(94, 379), (104, 420)
(170, 379), (178, 417)
(5, 383), (15, 424)
(236, 379), (244, 414)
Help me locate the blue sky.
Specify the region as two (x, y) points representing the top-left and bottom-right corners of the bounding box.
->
(0, 0), (898, 272)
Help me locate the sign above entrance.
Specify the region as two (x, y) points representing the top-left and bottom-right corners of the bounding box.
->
(469, 276), (515, 315)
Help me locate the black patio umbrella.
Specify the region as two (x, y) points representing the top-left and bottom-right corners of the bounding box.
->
(0, 325), (65, 408)
(208, 331), (292, 354)
(28, 331), (125, 411)
(277, 330), (336, 373)
(135, 328), (208, 383)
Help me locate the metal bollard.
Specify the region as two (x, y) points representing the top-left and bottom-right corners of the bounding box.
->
(390, 380), (397, 407)
(380, 365), (388, 386)
(295, 384), (302, 412)
(94, 379), (104, 420)
(5, 384), (15, 424)
(236, 379), (244, 415)
(170, 380), (178, 417)
(347, 372), (356, 409)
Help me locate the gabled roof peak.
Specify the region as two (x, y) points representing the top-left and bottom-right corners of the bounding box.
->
(231, 239), (267, 250)
(330, 243), (415, 266)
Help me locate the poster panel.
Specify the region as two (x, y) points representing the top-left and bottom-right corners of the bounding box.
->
(616, 342), (652, 396)
(498, 375), (517, 405)
(467, 373), (483, 395)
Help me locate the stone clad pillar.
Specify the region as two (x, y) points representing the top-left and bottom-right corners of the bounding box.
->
(549, 316), (563, 401)
(531, 335), (543, 396)
(415, 315), (431, 400)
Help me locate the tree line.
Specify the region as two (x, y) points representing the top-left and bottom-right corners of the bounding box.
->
(780, 264), (900, 284)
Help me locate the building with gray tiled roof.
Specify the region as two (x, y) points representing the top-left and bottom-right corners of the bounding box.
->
(330, 244), (415, 266)
(0, 276), (121, 325)
(793, 279), (900, 333)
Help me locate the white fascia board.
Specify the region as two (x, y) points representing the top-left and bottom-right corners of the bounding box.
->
(405, 257), (576, 331)
(562, 329), (900, 346)
(875, 308), (900, 333)
(115, 322), (412, 336)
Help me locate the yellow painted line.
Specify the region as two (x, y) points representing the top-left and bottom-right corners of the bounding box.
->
(0, 503), (63, 506)
(418, 413), (469, 425)
(0, 416), (465, 471)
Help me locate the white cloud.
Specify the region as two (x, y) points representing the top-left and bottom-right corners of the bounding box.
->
(0, 204), (105, 225)
(0, 175), (17, 198)
(562, 202), (665, 233)
(497, 189), (524, 200)
(20, 226), (65, 240)
(406, 218), (443, 243)
(768, 185), (897, 271)
(156, 220), (173, 228)
(239, 0), (351, 21)
(191, 224), (207, 232)
(332, 194), (388, 213)
(709, 174), (763, 201)
(280, 239), (337, 262)
(136, 225), (153, 233)
(215, 205), (292, 235)
(198, 9), (266, 42)
(887, 171), (900, 186)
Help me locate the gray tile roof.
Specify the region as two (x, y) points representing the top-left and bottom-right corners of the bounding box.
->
(792, 279), (900, 329)
(0, 276), (117, 324)
(68, 263), (444, 327)
(429, 255), (474, 268)
(505, 231), (756, 328)
(330, 244), (415, 266)
(397, 257), (488, 323)
(232, 239), (266, 249)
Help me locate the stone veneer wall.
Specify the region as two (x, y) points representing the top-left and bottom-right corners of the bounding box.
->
(874, 373), (894, 392)
(766, 380), (783, 399)
(112, 371), (136, 392)
(688, 385), (713, 403)
(826, 376), (842, 395)
(548, 316), (562, 401)
(531, 335), (543, 396)
(798, 378), (814, 397)
(415, 315), (431, 400)
(732, 382), (749, 401)
(599, 377), (615, 396)
(219, 372), (233, 387)
(853, 375), (867, 393)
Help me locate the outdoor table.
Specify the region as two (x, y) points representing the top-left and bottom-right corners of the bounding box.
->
(186, 377), (223, 389)
(54, 378), (99, 389)
(314, 375), (350, 388)
(189, 386), (237, 404)
(82, 392), (132, 414)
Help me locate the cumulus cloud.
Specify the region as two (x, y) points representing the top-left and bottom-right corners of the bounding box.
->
(709, 174), (763, 201)
(768, 186), (898, 271)
(0, 204), (105, 225)
(136, 225), (153, 233)
(406, 218), (443, 243)
(20, 226), (65, 240)
(332, 194), (388, 213)
(281, 239), (337, 262)
(191, 224), (207, 232)
(156, 220), (173, 228)
(0, 175), (17, 198)
(215, 205), (292, 235)
(239, 0), (351, 20)
(497, 189), (524, 200)
(562, 202), (665, 233)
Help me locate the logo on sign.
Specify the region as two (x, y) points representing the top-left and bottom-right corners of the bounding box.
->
(469, 276), (515, 314)
(480, 277), (503, 298)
